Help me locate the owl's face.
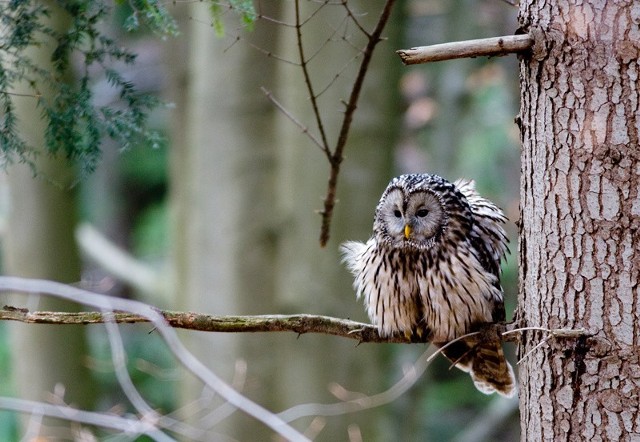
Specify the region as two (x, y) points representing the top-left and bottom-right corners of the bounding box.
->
(374, 184), (447, 250)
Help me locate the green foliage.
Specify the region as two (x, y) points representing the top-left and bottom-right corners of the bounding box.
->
(121, 0), (179, 36)
(0, 0), (163, 176)
(0, 0), (256, 176)
(209, 0), (256, 37)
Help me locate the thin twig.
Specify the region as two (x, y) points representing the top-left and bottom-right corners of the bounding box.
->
(248, 41), (300, 66)
(341, 0), (371, 38)
(0, 397), (174, 441)
(318, 0), (397, 247)
(0, 90), (41, 99)
(397, 34), (533, 65)
(503, 326), (588, 365)
(426, 331), (480, 364)
(0, 277), (309, 442)
(517, 336), (551, 365)
(261, 87), (326, 152)
(277, 346), (436, 423)
(294, 0), (332, 160)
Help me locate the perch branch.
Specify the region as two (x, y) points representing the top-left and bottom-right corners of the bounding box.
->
(0, 305), (587, 348)
(0, 306), (409, 344)
(397, 34), (533, 65)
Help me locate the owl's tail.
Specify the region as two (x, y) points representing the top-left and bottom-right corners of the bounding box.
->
(438, 338), (516, 398)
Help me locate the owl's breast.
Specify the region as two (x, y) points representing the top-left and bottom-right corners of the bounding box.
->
(354, 245), (425, 338)
(347, 240), (502, 342)
(417, 247), (502, 342)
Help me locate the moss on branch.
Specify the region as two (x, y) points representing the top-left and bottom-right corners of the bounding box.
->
(1, 305), (559, 345)
(0, 306), (411, 343)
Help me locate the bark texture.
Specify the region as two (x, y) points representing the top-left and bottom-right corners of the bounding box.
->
(518, 1), (640, 440)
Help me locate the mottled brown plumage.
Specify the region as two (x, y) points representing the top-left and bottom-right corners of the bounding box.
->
(341, 173), (515, 397)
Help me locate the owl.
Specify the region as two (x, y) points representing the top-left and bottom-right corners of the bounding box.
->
(341, 173), (515, 397)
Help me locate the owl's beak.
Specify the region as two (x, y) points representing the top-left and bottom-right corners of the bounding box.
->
(404, 224), (412, 239)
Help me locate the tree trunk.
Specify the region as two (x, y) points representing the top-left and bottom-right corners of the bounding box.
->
(166, 3), (282, 439)
(518, 1), (640, 440)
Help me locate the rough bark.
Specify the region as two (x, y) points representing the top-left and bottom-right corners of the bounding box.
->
(518, 1), (640, 440)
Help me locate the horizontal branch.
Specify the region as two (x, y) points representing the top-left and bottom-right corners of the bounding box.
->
(0, 306), (408, 343)
(396, 34), (533, 65)
(1, 305), (586, 347)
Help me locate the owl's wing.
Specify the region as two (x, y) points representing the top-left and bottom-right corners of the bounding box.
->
(454, 179), (509, 278)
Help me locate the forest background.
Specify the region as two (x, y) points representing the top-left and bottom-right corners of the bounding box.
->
(0, 1), (522, 440)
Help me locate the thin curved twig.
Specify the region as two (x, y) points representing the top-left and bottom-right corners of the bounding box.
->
(0, 277), (310, 442)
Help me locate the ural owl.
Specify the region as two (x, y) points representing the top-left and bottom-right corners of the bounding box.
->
(341, 173), (515, 397)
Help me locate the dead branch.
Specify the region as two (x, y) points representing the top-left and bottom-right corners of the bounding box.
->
(294, 0), (332, 160)
(1, 302), (588, 346)
(318, 0), (397, 247)
(0, 306), (410, 344)
(397, 34), (533, 65)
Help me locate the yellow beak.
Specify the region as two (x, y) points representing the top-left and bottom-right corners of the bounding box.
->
(404, 224), (412, 239)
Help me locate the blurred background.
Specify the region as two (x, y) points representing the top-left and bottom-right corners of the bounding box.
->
(0, 0), (521, 440)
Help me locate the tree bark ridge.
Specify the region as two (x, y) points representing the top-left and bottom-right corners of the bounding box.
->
(518, 1), (640, 439)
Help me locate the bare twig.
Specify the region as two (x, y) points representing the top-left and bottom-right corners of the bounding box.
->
(0, 277), (309, 442)
(318, 0), (396, 247)
(261, 86), (325, 151)
(397, 34), (533, 65)
(503, 326), (588, 365)
(277, 345), (436, 422)
(426, 331), (481, 364)
(0, 397), (174, 441)
(294, 0), (332, 160)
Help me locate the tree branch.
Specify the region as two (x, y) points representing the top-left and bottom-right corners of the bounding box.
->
(3, 304), (586, 347)
(0, 306), (411, 343)
(396, 34), (533, 65)
(294, 0), (332, 160)
(0, 277), (309, 442)
(318, 0), (397, 247)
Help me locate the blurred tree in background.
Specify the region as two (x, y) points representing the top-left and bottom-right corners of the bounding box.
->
(0, 0), (522, 440)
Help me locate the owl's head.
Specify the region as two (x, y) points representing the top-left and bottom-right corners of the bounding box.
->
(373, 174), (469, 251)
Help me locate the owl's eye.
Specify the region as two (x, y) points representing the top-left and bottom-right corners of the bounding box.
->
(416, 209), (429, 218)
(393, 210), (402, 218)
